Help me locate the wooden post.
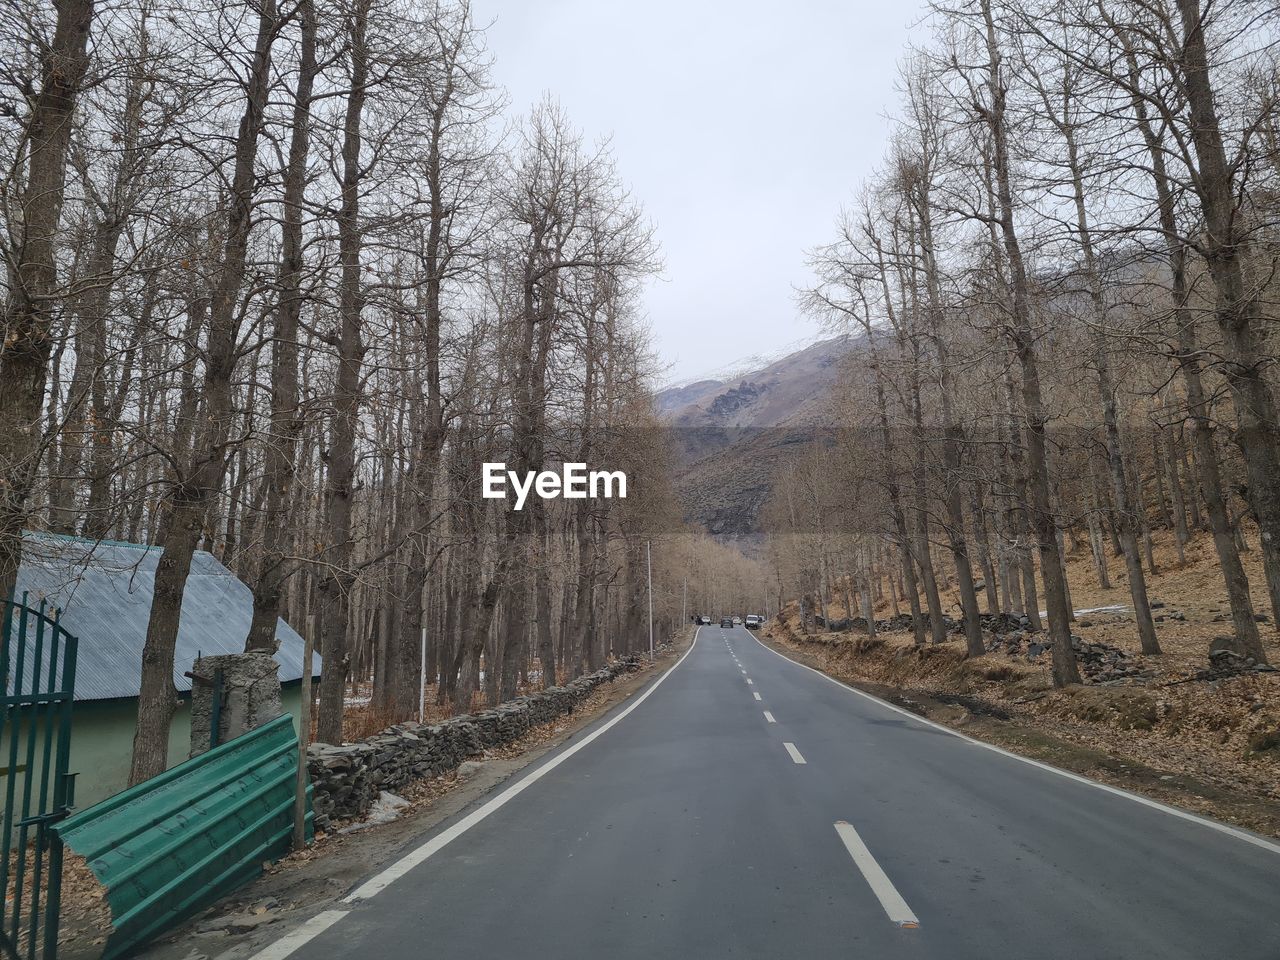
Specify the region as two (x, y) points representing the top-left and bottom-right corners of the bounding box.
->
(293, 614), (315, 850)
(419, 625), (427, 723)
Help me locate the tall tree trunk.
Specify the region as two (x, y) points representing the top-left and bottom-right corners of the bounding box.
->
(1176, 0), (1280, 628)
(971, 482), (1000, 615)
(315, 0), (370, 744)
(129, 0), (278, 782)
(568, 314), (599, 677)
(1057, 111), (1160, 653)
(898, 318), (946, 644)
(864, 260), (928, 646)
(48, 197), (129, 535)
(392, 65), (454, 714)
(1123, 46), (1266, 662)
(914, 180), (984, 656)
(1164, 426), (1190, 563)
(980, 0), (1079, 685)
(245, 0), (317, 654)
(1088, 464), (1112, 589)
(0, 0), (95, 601)
(1002, 366), (1041, 628)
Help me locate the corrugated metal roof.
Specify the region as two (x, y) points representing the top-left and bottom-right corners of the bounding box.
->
(9, 532), (321, 701)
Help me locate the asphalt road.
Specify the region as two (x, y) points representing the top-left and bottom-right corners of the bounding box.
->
(255, 625), (1280, 960)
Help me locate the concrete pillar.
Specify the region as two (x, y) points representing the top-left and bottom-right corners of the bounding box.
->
(189, 652), (283, 757)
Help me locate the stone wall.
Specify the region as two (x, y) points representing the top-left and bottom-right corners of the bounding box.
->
(307, 656), (644, 830)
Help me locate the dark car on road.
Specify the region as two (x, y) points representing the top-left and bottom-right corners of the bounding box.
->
(720, 617), (733, 628)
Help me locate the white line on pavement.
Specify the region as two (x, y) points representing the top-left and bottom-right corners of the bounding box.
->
(336, 630), (703, 905)
(753, 692), (762, 701)
(783, 742), (806, 764)
(833, 821), (919, 928)
(764, 711), (776, 723)
(248, 910), (350, 960)
(749, 631), (1280, 858)
(746, 679), (753, 685)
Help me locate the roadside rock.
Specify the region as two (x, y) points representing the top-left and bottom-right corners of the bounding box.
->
(225, 914), (280, 934)
(1071, 636), (1154, 684)
(1245, 727), (1280, 757)
(1198, 647), (1277, 681)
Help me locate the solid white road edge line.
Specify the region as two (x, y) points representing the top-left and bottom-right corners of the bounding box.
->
(340, 628), (704, 903)
(834, 821), (920, 928)
(764, 711), (776, 723)
(750, 631), (1280, 857)
(784, 742), (806, 764)
(248, 910), (350, 960)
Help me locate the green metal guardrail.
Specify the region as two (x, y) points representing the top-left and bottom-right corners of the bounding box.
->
(53, 713), (311, 959)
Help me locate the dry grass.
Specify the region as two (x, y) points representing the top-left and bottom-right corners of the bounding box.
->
(2, 846), (112, 953)
(852, 525), (1280, 672)
(334, 661), (553, 742)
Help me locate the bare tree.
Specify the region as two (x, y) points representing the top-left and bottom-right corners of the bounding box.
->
(0, 0), (94, 601)
(130, 0), (280, 783)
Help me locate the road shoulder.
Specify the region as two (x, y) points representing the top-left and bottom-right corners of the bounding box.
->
(755, 626), (1280, 841)
(126, 635), (695, 960)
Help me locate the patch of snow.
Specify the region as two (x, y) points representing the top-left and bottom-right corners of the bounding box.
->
(337, 791), (411, 834)
(1037, 604), (1131, 618)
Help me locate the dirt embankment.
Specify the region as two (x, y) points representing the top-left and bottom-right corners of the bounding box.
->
(764, 562), (1280, 838)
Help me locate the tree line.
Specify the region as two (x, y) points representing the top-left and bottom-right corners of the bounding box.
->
(768, 0), (1278, 685)
(0, 0), (731, 783)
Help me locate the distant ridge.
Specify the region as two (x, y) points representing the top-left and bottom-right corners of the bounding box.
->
(656, 334), (862, 543)
(657, 332), (851, 393)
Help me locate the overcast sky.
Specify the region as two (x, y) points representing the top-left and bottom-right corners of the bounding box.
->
(473, 0), (931, 384)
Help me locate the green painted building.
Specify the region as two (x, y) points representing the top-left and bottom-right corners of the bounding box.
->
(4, 533), (318, 810)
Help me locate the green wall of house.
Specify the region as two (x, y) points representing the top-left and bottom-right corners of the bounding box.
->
(2, 683), (304, 812)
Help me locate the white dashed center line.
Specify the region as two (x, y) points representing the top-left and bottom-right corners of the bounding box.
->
(834, 821), (920, 929)
(764, 711), (776, 723)
(753, 692), (762, 701)
(783, 742), (806, 764)
(746, 679), (754, 685)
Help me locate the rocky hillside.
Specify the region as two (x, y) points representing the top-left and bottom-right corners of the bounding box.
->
(657, 335), (860, 541)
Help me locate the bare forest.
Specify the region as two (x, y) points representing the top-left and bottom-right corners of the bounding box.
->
(5, 0), (1278, 817)
(767, 0), (1280, 690)
(8, 2), (1280, 956)
(0, 0), (752, 783)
